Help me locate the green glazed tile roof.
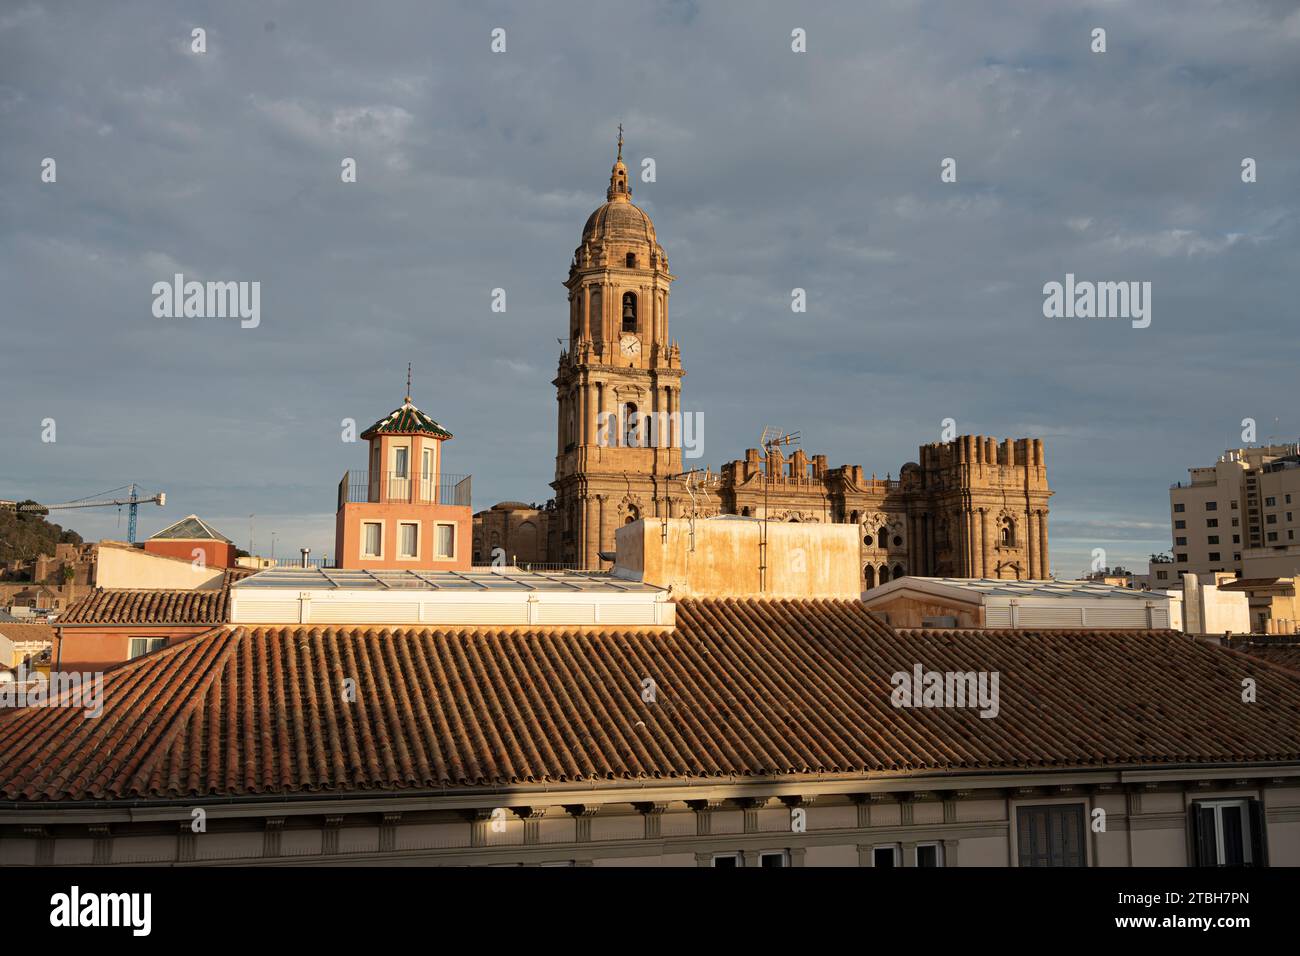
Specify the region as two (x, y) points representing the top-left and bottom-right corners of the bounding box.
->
(361, 400), (453, 439)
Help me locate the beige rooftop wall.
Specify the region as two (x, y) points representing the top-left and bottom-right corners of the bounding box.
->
(95, 542), (226, 590)
(614, 517), (861, 599)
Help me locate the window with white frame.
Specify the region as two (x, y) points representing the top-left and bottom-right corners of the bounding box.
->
(759, 850), (790, 868)
(916, 843), (944, 867)
(129, 637), (167, 659)
(362, 522), (382, 558)
(394, 446), (409, 479)
(398, 522), (419, 559)
(711, 852), (741, 868)
(872, 845), (900, 868)
(1191, 799), (1264, 867)
(435, 522), (455, 558)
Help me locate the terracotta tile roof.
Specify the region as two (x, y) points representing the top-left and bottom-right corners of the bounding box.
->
(1227, 640), (1300, 674)
(0, 622), (58, 644)
(221, 567), (257, 586)
(3, 600), (1300, 802)
(57, 588), (229, 625)
(1216, 577), (1286, 591)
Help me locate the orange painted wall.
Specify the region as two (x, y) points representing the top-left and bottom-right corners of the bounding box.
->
(335, 503), (472, 570)
(55, 624), (214, 672)
(143, 539), (236, 569)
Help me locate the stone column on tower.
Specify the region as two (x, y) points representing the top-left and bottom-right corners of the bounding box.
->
(1026, 508), (1038, 579)
(1037, 509), (1049, 579)
(979, 508), (990, 578)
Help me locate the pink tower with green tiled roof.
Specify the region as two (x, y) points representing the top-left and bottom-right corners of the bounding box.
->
(334, 379), (472, 571)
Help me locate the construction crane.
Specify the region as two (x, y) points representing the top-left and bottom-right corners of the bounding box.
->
(15, 483), (165, 544)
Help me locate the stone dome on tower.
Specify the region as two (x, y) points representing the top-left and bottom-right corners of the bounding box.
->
(578, 129), (666, 263)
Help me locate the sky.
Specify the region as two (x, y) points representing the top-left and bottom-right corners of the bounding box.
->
(1, 0), (1297, 577)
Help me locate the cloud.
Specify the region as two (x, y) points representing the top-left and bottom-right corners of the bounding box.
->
(0, 0), (1296, 575)
(1094, 228), (1250, 257)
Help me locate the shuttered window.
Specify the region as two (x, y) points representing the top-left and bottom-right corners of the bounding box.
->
(1017, 803), (1086, 867)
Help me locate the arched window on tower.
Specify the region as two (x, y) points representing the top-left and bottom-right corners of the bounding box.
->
(893, 563), (905, 581)
(1000, 515), (1016, 547)
(622, 292), (637, 332)
(879, 526), (890, 547)
(879, 564), (891, 584)
(622, 402), (639, 447)
(626, 252), (636, 268)
(589, 289), (602, 339)
(863, 566), (875, 589)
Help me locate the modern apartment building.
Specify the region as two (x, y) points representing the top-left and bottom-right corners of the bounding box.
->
(1163, 444), (1300, 577)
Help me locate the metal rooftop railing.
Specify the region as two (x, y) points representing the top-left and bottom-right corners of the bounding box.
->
(337, 471), (471, 508)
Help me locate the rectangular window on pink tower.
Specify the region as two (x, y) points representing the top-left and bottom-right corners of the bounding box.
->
(399, 523), (418, 559)
(363, 522), (382, 558)
(436, 524), (455, 558)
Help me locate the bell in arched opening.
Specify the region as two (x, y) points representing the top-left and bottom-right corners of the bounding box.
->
(622, 292), (637, 332)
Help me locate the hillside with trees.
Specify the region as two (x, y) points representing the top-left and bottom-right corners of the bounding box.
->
(0, 503), (85, 572)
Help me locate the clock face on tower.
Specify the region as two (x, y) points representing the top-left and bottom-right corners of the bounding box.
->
(619, 333), (641, 358)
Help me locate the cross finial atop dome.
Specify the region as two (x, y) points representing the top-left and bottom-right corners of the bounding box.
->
(617, 123), (623, 162)
(405, 363), (412, 404)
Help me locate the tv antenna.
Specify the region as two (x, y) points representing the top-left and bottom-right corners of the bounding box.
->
(759, 428), (801, 592)
(669, 467), (718, 551)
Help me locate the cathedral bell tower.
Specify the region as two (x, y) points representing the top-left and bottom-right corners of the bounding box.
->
(550, 130), (684, 568)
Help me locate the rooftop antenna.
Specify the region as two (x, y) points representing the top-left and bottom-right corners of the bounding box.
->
(759, 427), (801, 592)
(669, 467), (719, 551)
